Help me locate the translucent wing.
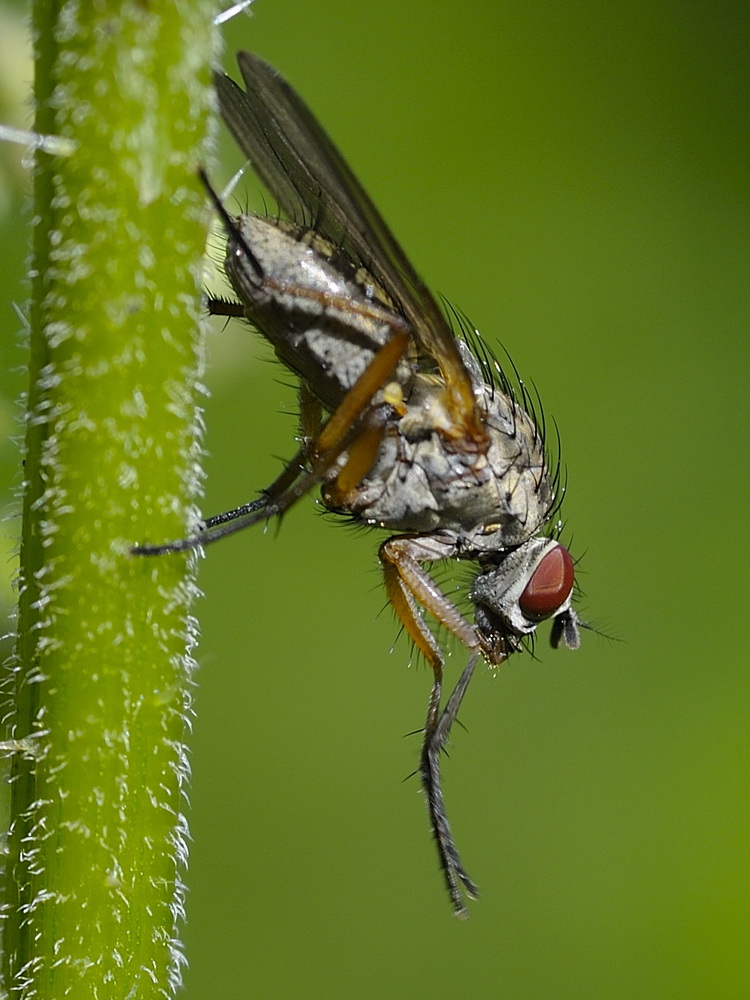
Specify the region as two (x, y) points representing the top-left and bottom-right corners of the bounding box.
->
(215, 52), (484, 443)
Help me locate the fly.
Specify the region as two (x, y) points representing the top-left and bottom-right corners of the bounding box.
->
(134, 52), (584, 918)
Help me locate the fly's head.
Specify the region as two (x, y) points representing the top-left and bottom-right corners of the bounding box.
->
(471, 536), (580, 665)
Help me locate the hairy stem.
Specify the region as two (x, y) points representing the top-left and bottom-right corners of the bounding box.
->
(3, 2), (217, 996)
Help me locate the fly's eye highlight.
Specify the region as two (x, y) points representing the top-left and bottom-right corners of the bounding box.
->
(519, 544), (575, 620)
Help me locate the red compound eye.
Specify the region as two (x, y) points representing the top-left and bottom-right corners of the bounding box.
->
(519, 544), (574, 620)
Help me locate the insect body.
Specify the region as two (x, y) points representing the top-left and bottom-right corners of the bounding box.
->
(135, 52), (583, 917)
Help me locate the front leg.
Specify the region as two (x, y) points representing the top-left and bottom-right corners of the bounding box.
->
(380, 534), (489, 917)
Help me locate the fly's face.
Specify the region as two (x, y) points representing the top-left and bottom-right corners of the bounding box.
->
(472, 537), (580, 662)
(134, 52), (586, 918)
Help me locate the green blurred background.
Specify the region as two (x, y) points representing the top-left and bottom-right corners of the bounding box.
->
(2, 1), (749, 997)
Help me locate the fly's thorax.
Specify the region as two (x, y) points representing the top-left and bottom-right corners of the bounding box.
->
(481, 392), (553, 541)
(225, 214), (414, 410)
(471, 536), (578, 659)
(335, 378), (555, 542)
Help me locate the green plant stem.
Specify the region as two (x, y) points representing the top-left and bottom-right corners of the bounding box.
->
(4, 2), (217, 996)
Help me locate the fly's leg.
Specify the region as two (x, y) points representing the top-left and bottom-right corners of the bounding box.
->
(199, 455), (304, 532)
(324, 421), (387, 508)
(380, 534), (487, 917)
(381, 535), (478, 729)
(203, 376), (327, 533)
(420, 651), (482, 918)
(132, 327), (409, 556)
(296, 380), (323, 458)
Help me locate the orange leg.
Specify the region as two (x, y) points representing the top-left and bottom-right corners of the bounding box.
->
(380, 536), (480, 673)
(324, 421), (386, 508)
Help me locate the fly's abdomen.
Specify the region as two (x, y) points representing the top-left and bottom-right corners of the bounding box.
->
(226, 214), (414, 411)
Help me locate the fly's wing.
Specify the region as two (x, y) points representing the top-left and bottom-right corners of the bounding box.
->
(215, 51), (484, 444)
